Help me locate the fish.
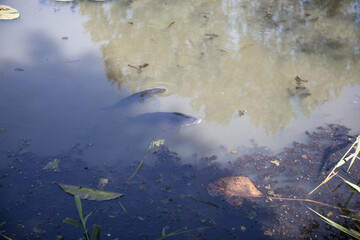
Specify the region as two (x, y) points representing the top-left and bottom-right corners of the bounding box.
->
(102, 87), (167, 112)
(130, 112), (201, 129)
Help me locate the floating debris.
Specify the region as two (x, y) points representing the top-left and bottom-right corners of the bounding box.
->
(128, 63), (149, 73)
(98, 178), (109, 190)
(270, 160), (280, 166)
(287, 76), (311, 98)
(187, 39), (195, 48)
(218, 49), (228, 54)
(165, 21), (175, 30)
(0, 5), (20, 20)
(43, 159), (60, 172)
(295, 76), (308, 86)
(204, 33), (219, 41)
(205, 33), (219, 38)
(241, 44), (254, 49)
(238, 110), (247, 117)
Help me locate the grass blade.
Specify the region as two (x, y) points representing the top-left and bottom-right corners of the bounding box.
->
(308, 207), (360, 239)
(74, 195), (84, 222)
(338, 175), (360, 193)
(325, 136), (359, 182)
(347, 136), (360, 172)
(90, 225), (101, 240)
(64, 217), (82, 226)
(308, 171), (339, 195)
(83, 212), (93, 225)
(156, 227), (209, 240)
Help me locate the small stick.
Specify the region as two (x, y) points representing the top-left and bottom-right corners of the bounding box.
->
(188, 39), (195, 48)
(165, 21), (175, 30)
(118, 201), (128, 214)
(185, 194), (225, 210)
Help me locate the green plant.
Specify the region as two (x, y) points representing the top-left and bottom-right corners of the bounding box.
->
(64, 195), (101, 240)
(308, 135), (360, 239)
(156, 227), (209, 240)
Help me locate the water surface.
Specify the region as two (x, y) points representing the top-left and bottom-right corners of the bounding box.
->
(0, 0), (359, 239)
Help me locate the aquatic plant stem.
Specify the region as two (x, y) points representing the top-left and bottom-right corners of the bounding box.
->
(185, 194), (226, 210)
(127, 138), (155, 182)
(268, 196), (359, 212)
(127, 138), (164, 182)
(308, 171), (339, 195)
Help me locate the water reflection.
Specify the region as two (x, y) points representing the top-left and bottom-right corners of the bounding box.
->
(77, 0), (359, 136)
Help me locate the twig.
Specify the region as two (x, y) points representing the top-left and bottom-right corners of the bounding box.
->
(165, 21), (175, 30)
(118, 201), (128, 214)
(185, 194), (225, 210)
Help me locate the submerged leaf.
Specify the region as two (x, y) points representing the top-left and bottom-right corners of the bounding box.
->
(64, 217), (82, 226)
(58, 183), (124, 201)
(43, 158), (60, 172)
(0, 5), (20, 20)
(207, 176), (263, 206)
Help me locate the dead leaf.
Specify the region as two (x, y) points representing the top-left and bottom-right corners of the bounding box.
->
(207, 176), (263, 206)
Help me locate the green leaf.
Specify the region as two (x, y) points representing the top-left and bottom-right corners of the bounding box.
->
(83, 212), (93, 225)
(308, 207), (360, 240)
(58, 183), (124, 201)
(64, 217), (82, 226)
(0, 5), (20, 20)
(156, 227), (209, 240)
(74, 195), (84, 222)
(90, 225), (101, 240)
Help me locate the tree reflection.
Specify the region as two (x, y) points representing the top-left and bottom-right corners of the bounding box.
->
(76, 0), (360, 134)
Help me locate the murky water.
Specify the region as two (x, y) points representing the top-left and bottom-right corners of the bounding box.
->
(0, 0), (359, 239)
(1, 0), (359, 167)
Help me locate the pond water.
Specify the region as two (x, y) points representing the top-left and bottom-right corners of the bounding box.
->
(0, 0), (359, 239)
